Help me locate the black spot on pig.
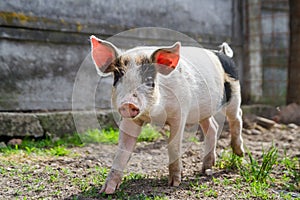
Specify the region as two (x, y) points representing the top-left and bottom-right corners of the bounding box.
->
(135, 54), (157, 88)
(223, 81), (232, 104)
(112, 56), (129, 87)
(215, 52), (238, 80)
(140, 64), (157, 88)
(135, 54), (151, 66)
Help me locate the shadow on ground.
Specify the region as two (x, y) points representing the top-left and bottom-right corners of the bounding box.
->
(65, 170), (229, 200)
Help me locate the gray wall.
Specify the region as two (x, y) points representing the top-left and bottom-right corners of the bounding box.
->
(0, 0), (241, 111)
(261, 1), (289, 105)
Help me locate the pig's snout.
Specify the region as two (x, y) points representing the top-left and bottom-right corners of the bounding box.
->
(119, 103), (140, 118)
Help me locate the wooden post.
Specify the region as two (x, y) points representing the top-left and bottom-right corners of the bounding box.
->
(287, 0), (300, 104)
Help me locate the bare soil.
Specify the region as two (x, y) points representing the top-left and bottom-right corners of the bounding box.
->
(0, 119), (299, 199)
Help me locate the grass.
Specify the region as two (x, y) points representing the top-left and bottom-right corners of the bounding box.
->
(217, 146), (300, 199)
(278, 151), (300, 193)
(0, 125), (163, 156)
(0, 125), (299, 199)
(190, 182), (218, 198)
(241, 146), (278, 183)
(137, 124), (162, 142)
(81, 124), (162, 144)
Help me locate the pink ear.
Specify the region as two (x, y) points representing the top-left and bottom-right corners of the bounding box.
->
(151, 42), (180, 74)
(90, 35), (117, 73)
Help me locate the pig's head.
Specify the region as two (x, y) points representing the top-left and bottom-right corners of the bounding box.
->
(90, 35), (180, 120)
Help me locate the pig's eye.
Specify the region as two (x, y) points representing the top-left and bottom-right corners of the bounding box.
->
(144, 77), (155, 88)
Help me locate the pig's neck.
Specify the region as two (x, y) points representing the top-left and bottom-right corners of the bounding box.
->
(139, 71), (185, 124)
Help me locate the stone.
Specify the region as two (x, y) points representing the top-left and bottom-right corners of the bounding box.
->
(273, 103), (300, 125)
(7, 138), (22, 146)
(287, 123), (298, 129)
(243, 129), (252, 135)
(205, 169), (213, 176)
(0, 113), (43, 137)
(0, 111), (116, 138)
(256, 116), (276, 129)
(251, 129), (261, 135)
(37, 112), (77, 137)
(0, 142), (7, 148)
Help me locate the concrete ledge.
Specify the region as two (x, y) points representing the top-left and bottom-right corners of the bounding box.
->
(0, 105), (278, 138)
(0, 113), (44, 137)
(0, 110), (117, 138)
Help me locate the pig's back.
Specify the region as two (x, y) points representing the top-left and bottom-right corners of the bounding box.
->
(158, 46), (225, 123)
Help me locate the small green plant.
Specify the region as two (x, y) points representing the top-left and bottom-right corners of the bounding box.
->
(138, 124), (162, 142)
(25, 146), (36, 154)
(248, 181), (274, 200)
(80, 125), (162, 144)
(280, 151), (300, 192)
(204, 188), (218, 198)
(241, 146), (278, 183)
(188, 136), (200, 144)
(217, 149), (243, 170)
(0, 134), (83, 156)
(216, 146), (281, 199)
(123, 172), (145, 182)
(47, 146), (70, 156)
(81, 128), (119, 144)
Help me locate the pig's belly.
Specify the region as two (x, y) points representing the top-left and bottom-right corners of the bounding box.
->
(185, 101), (214, 124)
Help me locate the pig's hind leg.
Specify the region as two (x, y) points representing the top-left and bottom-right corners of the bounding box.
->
(200, 117), (218, 173)
(225, 93), (244, 157)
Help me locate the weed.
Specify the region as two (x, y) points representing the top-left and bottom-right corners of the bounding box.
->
(81, 128), (119, 144)
(24, 146), (36, 154)
(123, 172), (145, 182)
(47, 146), (70, 156)
(222, 177), (233, 186)
(241, 146), (278, 183)
(137, 124), (162, 142)
(80, 125), (162, 144)
(217, 149), (243, 170)
(217, 146), (282, 199)
(0, 124), (164, 158)
(204, 188), (218, 198)
(280, 151), (300, 192)
(248, 181), (271, 200)
(188, 136), (200, 144)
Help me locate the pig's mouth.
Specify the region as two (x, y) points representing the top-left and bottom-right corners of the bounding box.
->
(118, 103), (141, 119)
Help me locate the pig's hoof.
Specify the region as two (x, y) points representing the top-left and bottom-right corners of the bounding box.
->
(202, 154), (215, 173)
(232, 144), (244, 157)
(168, 174), (181, 187)
(99, 182), (120, 194)
(204, 169), (213, 176)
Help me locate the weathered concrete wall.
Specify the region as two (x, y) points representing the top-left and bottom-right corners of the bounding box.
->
(0, 0), (241, 111)
(0, 105), (279, 138)
(0, 111), (117, 137)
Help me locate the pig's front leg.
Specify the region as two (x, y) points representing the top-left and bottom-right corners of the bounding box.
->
(167, 118), (186, 187)
(100, 119), (142, 194)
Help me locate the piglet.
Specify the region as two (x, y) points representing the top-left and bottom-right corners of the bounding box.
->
(90, 36), (244, 194)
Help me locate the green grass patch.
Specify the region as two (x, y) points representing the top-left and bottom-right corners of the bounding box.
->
(80, 128), (119, 144)
(47, 146), (70, 156)
(217, 146), (300, 199)
(137, 124), (162, 142)
(0, 125), (163, 157)
(79, 124), (162, 144)
(0, 134), (81, 156)
(217, 149), (243, 171)
(241, 146), (278, 183)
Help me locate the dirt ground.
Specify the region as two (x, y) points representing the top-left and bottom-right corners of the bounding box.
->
(0, 117), (299, 199)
